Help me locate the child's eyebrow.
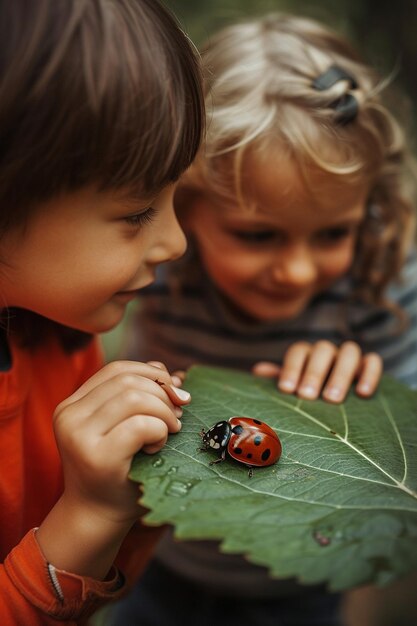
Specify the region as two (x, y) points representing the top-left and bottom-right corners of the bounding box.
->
(224, 217), (281, 229)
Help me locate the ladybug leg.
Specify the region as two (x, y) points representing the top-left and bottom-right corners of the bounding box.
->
(248, 466), (254, 478)
(209, 458), (224, 466)
(209, 448), (227, 465)
(198, 429), (207, 451)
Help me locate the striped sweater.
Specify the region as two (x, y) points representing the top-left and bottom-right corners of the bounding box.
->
(126, 251), (417, 387)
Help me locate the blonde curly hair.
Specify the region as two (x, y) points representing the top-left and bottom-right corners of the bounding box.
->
(180, 13), (416, 309)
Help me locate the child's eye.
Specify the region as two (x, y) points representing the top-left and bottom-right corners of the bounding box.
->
(316, 226), (352, 244)
(230, 230), (277, 243)
(124, 207), (156, 228)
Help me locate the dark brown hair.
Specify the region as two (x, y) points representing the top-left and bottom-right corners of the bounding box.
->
(0, 0), (204, 350)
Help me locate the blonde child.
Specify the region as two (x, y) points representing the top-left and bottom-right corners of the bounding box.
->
(0, 0), (204, 624)
(115, 13), (417, 626)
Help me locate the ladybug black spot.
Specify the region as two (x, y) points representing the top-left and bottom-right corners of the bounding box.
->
(261, 448), (271, 461)
(253, 419), (262, 425)
(232, 425), (244, 435)
(254, 435), (262, 446)
(246, 453), (253, 459)
(234, 447), (243, 455)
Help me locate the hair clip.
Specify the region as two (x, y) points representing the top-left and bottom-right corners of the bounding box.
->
(365, 203), (385, 234)
(312, 65), (359, 125)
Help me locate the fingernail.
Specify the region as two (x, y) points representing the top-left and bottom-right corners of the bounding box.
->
(280, 379), (296, 392)
(299, 385), (316, 398)
(357, 383), (370, 394)
(175, 407), (183, 418)
(172, 375), (182, 387)
(171, 386), (191, 401)
(326, 387), (341, 400)
(177, 419), (182, 430)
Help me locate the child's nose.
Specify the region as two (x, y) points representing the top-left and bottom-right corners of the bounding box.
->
(169, 218), (188, 261)
(147, 211), (187, 266)
(272, 246), (317, 286)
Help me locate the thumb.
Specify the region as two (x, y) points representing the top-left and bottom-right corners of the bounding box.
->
(252, 361), (281, 378)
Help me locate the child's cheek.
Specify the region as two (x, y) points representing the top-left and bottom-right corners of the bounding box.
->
(322, 246), (354, 281)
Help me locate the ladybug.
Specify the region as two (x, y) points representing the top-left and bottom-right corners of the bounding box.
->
(200, 416), (282, 477)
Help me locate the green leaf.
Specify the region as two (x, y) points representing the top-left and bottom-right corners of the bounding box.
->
(130, 366), (417, 591)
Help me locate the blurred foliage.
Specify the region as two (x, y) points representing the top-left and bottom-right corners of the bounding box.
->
(166, 0), (417, 147)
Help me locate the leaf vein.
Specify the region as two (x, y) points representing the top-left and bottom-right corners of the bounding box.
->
(162, 443), (417, 512)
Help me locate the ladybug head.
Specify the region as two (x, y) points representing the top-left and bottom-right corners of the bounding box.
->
(201, 420), (231, 451)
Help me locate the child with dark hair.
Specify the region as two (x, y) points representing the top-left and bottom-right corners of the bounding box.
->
(0, 0), (203, 623)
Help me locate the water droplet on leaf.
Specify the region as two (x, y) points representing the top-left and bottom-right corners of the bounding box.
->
(165, 479), (197, 497)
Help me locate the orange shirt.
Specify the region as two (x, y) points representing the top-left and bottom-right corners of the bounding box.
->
(0, 335), (162, 625)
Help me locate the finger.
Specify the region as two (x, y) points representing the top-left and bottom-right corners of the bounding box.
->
(279, 342), (311, 394)
(147, 361), (169, 372)
(60, 361), (176, 406)
(298, 341), (338, 400)
(104, 415), (170, 459)
(355, 353), (383, 397)
(252, 361), (281, 378)
(154, 379), (191, 406)
(146, 361), (191, 403)
(54, 379), (181, 436)
(322, 341), (362, 403)
(55, 369), (190, 419)
(98, 374), (180, 413)
(108, 390), (181, 434)
(172, 370), (186, 386)
(141, 361), (191, 403)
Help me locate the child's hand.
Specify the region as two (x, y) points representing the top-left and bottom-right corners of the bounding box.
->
(53, 360), (190, 521)
(37, 361), (190, 579)
(252, 341), (383, 403)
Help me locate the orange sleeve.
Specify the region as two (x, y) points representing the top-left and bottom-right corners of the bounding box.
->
(0, 530), (126, 626)
(0, 337), (162, 624)
(72, 336), (104, 387)
(114, 517), (166, 586)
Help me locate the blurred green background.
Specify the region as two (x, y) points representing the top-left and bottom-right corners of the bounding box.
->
(166, 0), (417, 145)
